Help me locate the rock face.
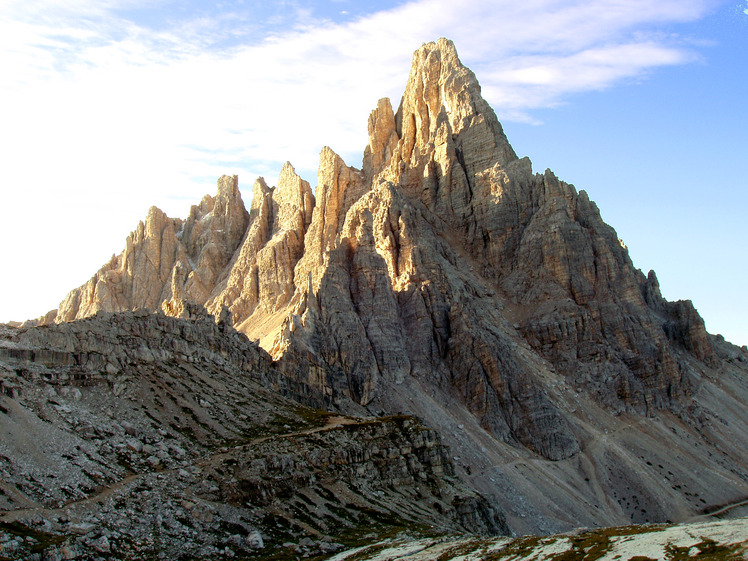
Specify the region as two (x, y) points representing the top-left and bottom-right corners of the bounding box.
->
(57, 175), (249, 322)
(206, 414), (506, 538)
(205, 163), (315, 338)
(357, 38), (701, 418)
(44, 38), (748, 536)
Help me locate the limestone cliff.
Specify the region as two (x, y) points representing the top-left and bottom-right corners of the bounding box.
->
(57, 175), (249, 322)
(45, 38), (748, 535)
(204, 163), (314, 344)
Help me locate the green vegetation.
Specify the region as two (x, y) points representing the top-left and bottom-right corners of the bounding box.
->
(665, 537), (746, 560)
(419, 524), (671, 561)
(289, 406), (335, 429)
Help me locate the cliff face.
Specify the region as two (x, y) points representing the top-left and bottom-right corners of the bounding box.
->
(56, 175), (250, 322)
(45, 38), (748, 535)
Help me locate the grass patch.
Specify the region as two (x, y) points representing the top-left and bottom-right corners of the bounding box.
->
(665, 537), (746, 560)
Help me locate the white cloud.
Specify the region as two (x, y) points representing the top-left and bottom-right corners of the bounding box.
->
(0, 0), (720, 322)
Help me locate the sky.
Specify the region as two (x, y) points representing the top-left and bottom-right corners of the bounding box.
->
(1, 0), (746, 346)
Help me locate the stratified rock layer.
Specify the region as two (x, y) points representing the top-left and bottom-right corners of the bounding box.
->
(46, 38), (748, 535)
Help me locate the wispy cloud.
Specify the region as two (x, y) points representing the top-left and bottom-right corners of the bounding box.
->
(0, 0), (720, 321)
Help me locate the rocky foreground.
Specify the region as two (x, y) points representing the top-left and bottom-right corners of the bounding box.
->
(0, 310), (503, 559)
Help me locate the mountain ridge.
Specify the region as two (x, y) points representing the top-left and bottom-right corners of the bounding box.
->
(14, 38), (748, 537)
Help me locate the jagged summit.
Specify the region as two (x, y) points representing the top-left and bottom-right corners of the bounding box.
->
(31, 38), (748, 535)
(365, 38), (517, 194)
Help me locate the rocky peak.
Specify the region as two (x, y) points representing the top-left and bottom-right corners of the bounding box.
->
(53, 38), (724, 430)
(172, 175), (250, 305)
(641, 269), (716, 364)
(54, 176), (249, 324)
(250, 176), (272, 213)
(181, 175), (248, 259)
(399, 38), (515, 155)
(212, 175), (250, 248)
(216, 172), (240, 199)
(273, 162), (314, 235)
(202, 165), (315, 342)
(380, 39), (517, 189)
(292, 147), (366, 291)
(363, 97), (398, 181)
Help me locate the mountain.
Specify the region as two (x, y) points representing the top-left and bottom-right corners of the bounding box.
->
(7, 37), (748, 548)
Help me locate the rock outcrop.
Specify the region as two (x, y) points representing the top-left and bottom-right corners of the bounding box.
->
(42, 38), (748, 536)
(57, 175), (249, 323)
(204, 163), (314, 344)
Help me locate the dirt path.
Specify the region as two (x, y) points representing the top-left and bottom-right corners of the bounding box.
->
(193, 414), (363, 467)
(687, 498), (748, 522)
(252, 415), (359, 443)
(0, 414), (365, 525)
(0, 473), (143, 525)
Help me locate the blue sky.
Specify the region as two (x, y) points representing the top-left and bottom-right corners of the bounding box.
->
(1, 0), (746, 346)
